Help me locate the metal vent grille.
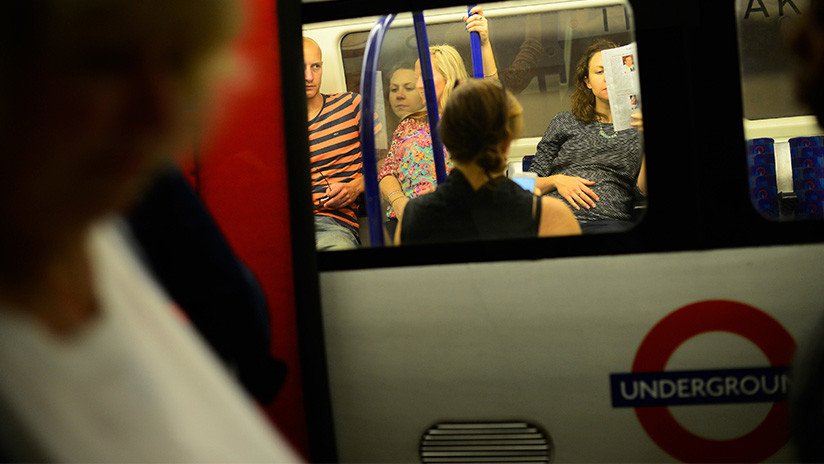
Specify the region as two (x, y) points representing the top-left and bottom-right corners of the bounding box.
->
(420, 421), (553, 463)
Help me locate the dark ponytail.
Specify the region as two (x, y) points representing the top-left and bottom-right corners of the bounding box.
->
(439, 78), (523, 177)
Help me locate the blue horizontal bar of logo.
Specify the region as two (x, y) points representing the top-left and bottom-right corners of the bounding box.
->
(610, 366), (790, 408)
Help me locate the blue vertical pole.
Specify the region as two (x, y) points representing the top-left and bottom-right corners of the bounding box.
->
(467, 4), (484, 78)
(412, 11), (448, 185)
(359, 14), (395, 247)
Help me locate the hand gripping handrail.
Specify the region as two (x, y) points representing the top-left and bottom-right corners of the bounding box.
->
(358, 14), (395, 247)
(467, 4), (485, 78)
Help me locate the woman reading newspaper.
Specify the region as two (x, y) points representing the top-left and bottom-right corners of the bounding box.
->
(528, 39), (646, 234)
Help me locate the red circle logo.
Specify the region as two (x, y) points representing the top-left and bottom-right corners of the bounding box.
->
(632, 300), (795, 462)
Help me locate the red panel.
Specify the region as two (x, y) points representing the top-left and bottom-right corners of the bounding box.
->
(182, 0), (308, 457)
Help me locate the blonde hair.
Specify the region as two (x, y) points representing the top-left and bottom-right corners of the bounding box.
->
(439, 79), (523, 176)
(402, 44), (469, 123)
(429, 45), (470, 113)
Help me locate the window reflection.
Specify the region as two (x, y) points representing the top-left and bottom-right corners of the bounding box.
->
(303, 0), (644, 249)
(735, 0), (824, 221)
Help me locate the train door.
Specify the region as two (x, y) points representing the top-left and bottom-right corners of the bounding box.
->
(182, 0), (317, 457)
(282, 0), (824, 461)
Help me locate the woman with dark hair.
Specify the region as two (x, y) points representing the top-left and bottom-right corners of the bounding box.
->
(528, 39), (646, 234)
(398, 79), (581, 244)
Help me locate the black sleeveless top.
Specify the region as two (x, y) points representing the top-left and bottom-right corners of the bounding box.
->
(401, 169), (541, 244)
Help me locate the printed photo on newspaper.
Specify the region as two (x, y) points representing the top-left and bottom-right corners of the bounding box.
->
(601, 42), (640, 131)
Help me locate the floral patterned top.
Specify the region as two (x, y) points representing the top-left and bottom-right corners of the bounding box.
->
(377, 115), (453, 218)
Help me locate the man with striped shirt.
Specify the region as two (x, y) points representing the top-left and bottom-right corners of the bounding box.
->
(304, 37), (365, 250)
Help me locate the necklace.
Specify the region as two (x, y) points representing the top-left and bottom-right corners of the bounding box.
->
(598, 122), (617, 139)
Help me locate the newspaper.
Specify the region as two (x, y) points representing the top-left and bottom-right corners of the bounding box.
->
(601, 43), (640, 132)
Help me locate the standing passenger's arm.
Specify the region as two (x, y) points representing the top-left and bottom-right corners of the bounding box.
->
(465, 6), (498, 78)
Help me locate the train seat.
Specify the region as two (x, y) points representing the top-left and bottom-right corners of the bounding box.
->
(789, 136), (824, 220)
(746, 137), (780, 220)
(506, 154), (535, 178)
(522, 154), (535, 172)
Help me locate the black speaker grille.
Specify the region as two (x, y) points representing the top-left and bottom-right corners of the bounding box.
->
(420, 421), (553, 463)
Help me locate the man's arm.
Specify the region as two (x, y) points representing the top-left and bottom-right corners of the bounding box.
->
(322, 174), (363, 210)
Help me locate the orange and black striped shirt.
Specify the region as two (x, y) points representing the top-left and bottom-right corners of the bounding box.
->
(308, 92), (372, 233)
(309, 92), (363, 235)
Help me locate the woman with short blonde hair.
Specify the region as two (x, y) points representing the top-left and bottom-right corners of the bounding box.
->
(428, 45), (470, 113)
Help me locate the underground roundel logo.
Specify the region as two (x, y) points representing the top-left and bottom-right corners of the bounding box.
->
(609, 300), (796, 462)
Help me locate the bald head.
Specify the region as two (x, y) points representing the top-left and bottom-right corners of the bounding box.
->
(303, 37), (321, 59)
(303, 36), (323, 101)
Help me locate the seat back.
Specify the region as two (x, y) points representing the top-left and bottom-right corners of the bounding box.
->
(789, 136), (824, 220)
(522, 154), (535, 172)
(746, 138), (779, 220)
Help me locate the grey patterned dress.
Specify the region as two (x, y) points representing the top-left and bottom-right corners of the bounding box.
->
(528, 111), (643, 223)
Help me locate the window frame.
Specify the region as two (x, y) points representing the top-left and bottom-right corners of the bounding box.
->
(289, 0), (824, 274)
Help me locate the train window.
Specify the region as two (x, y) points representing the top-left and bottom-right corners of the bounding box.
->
(337, 5), (633, 140)
(303, 0), (646, 250)
(735, 0), (824, 221)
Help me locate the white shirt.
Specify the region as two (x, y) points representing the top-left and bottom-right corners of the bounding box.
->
(0, 219), (302, 463)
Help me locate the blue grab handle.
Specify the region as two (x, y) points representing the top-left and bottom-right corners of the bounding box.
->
(413, 11), (448, 185)
(358, 14), (396, 247)
(467, 4), (484, 78)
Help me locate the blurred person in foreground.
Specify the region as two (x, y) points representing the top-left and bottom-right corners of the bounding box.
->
(0, 1), (300, 461)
